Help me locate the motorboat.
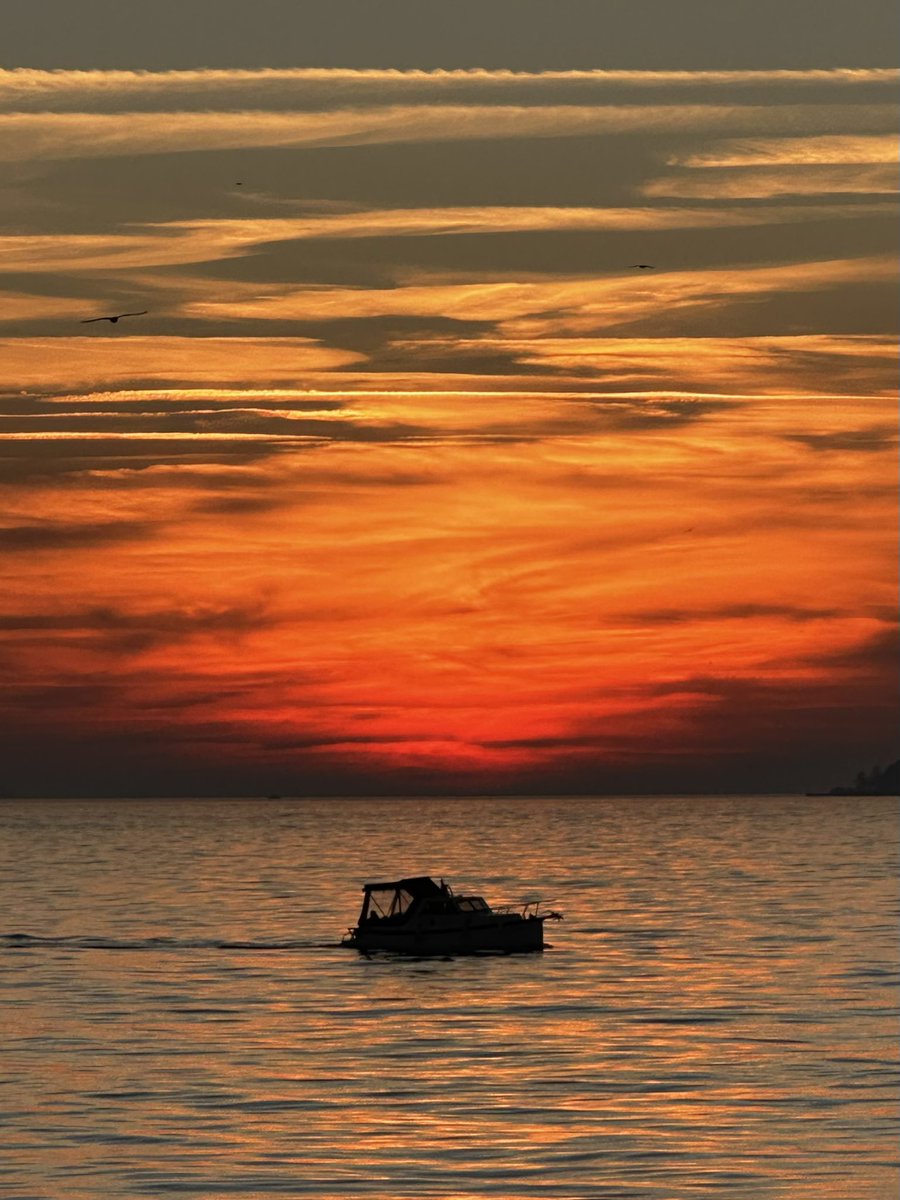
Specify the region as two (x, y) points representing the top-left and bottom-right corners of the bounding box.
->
(341, 875), (562, 955)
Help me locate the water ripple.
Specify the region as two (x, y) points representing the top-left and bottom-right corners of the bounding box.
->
(0, 794), (896, 1199)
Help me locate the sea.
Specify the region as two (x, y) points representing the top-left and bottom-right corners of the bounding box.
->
(0, 794), (897, 1199)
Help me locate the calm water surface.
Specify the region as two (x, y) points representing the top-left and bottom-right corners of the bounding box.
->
(1, 795), (897, 1199)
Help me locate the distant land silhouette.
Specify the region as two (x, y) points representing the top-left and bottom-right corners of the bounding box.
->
(811, 759), (900, 796)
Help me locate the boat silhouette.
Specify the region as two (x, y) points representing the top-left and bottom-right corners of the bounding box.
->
(341, 875), (561, 955)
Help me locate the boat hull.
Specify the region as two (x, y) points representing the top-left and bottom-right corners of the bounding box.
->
(345, 914), (546, 955)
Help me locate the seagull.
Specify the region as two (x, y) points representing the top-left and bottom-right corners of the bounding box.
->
(629, 264), (655, 270)
(80, 310), (148, 324)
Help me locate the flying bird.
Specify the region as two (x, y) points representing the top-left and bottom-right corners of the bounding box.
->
(629, 264), (655, 270)
(80, 310), (148, 324)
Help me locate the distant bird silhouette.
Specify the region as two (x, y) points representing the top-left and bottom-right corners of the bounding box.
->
(80, 310), (148, 324)
(629, 264), (655, 270)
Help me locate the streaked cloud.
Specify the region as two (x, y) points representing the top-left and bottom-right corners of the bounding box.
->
(670, 133), (898, 166)
(179, 255), (898, 338)
(645, 133), (899, 200)
(0, 66), (895, 793)
(2, 204), (892, 292)
(2, 67), (894, 111)
(0, 103), (894, 163)
(0, 337), (362, 390)
(0, 519), (158, 552)
(642, 165), (897, 199)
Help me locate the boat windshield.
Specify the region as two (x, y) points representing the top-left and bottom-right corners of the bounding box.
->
(366, 886), (416, 919)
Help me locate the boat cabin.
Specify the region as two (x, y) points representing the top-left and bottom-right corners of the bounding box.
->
(357, 876), (489, 926)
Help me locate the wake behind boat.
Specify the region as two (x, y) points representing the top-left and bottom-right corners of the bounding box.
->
(341, 875), (562, 955)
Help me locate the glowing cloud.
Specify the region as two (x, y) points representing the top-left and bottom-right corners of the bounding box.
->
(0, 66), (895, 793)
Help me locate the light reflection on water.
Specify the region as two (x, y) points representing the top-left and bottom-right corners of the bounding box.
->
(0, 795), (897, 1198)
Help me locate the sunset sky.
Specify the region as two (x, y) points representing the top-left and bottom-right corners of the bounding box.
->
(1, 2), (897, 796)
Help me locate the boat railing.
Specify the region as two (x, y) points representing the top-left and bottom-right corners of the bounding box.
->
(493, 900), (544, 917)
(493, 900), (563, 920)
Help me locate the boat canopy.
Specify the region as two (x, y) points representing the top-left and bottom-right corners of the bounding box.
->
(362, 876), (446, 896)
(358, 876), (448, 922)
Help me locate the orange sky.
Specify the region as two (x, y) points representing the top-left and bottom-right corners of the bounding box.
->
(0, 67), (896, 795)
